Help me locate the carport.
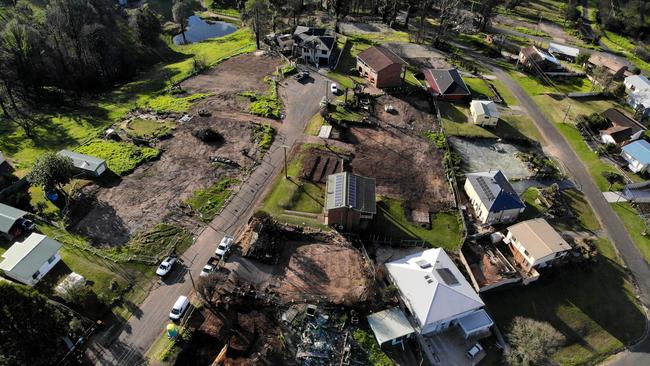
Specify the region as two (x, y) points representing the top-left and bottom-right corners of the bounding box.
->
(456, 309), (494, 339)
(0, 203), (28, 236)
(367, 307), (415, 348)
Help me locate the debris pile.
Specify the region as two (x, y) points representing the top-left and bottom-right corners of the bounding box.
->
(239, 214), (283, 264)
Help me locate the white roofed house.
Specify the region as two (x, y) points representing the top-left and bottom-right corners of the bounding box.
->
(292, 26), (336, 67)
(464, 170), (525, 226)
(547, 42), (580, 62)
(0, 233), (62, 286)
(57, 150), (107, 177)
(0, 203), (34, 239)
(469, 100), (500, 127)
(627, 89), (650, 118)
(624, 74), (650, 92)
(385, 248), (493, 338)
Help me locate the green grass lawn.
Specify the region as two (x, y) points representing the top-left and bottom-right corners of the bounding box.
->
(124, 119), (176, 139)
(369, 196), (463, 251)
(330, 103), (363, 123)
(305, 113), (327, 136)
(186, 177), (239, 221)
(464, 77), (495, 99)
(509, 70), (595, 95)
(439, 102), (496, 138)
(490, 79), (519, 106)
(599, 30), (650, 73)
(611, 203), (650, 263)
(0, 28), (255, 169)
(520, 187), (545, 220)
(260, 145), (327, 229)
(76, 139), (160, 176)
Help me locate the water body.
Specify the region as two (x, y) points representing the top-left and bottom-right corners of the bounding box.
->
(173, 16), (237, 45)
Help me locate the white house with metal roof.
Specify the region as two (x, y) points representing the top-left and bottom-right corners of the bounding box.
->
(469, 100), (500, 126)
(324, 172), (376, 230)
(0, 203), (29, 236)
(385, 248), (493, 338)
(464, 170), (525, 225)
(547, 42), (579, 61)
(622, 140), (650, 173)
(0, 233), (62, 285)
(505, 218), (571, 274)
(57, 150), (107, 177)
(624, 75), (650, 92)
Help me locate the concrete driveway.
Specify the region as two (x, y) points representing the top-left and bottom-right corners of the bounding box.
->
(87, 67), (328, 365)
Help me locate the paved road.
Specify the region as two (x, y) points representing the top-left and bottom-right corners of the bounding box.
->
(87, 71), (328, 365)
(461, 48), (650, 365)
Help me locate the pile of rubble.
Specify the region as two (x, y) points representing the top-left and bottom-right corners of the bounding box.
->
(239, 214), (283, 264)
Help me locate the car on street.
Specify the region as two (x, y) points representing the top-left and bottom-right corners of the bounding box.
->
(215, 236), (234, 258)
(169, 295), (189, 321)
(330, 83), (338, 94)
(466, 342), (483, 359)
(156, 255), (177, 277)
(200, 257), (220, 277)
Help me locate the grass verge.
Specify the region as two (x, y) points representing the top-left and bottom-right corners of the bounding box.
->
(611, 202), (650, 262)
(124, 119), (176, 139)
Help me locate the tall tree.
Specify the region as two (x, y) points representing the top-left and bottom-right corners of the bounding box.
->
(243, 0), (271, 50)
(0, 283), (68, 366)
(129, 4), (161, 45)
(475, 0), (500, 32)
(506, 317), (565, 366)
(434, 0), (461, 42)
(172, 0), (193, 44)
(26, 152), (75, 193)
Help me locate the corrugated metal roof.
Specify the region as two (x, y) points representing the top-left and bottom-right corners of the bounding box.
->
(367, 308), (415, 345)
(325, 172), (376, 214)
(0, 203), (27, 234)
(58, 150), (105, 173)
(0, 233), (62, 277)
(423, 68), (470, 96)
(465, 170), (524, 212)
(507, 218), (571, 260)
(623, 140), (650, 164)
(548, 42), (580, 58)
(357, 46), (406, 72)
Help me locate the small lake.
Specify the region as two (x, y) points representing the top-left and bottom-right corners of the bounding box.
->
(173, 16), (237, 45)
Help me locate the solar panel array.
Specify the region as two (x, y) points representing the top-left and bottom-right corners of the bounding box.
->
(348, 174), (357, 208)
(436, 268), (459, 286)
(476, 176), (495, 201)
(334, 174), (345, 207)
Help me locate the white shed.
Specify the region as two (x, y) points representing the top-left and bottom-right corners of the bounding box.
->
(57, 150), (107, 177)
(470, 100), (499, 126)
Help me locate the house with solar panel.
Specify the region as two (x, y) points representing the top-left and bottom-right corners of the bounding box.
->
(385, 248), (494, 339)
(324, 172), (376, 230)
(464, 170), (525, 225)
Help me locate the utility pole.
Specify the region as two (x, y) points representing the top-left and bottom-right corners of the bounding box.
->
(282, 145), (290, 178)
(562, 103), (572, 124)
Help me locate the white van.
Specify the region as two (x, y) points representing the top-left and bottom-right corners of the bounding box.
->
(169, 295), (189, 321)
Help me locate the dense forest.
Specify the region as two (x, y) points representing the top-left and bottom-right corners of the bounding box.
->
(595, 0), (650, 40)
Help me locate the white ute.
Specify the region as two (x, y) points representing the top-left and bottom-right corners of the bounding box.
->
(156, 255), (177, 277)
(215, 236), (234, 258)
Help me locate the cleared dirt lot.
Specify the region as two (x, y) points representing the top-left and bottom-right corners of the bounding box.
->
(448, 136), (533, 179)
(347, 95), (454, 212)
(73, 54), (283, 246)
(270, 241), (371, 306)
(384, 42), (452, 69)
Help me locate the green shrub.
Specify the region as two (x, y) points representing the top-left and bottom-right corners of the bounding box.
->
(76, 139), (160, 175)
(253, 124), (276, 152)
(353, 329), (392, 366)
(424, 131), (447, 149)
(186, 178), (239, 221)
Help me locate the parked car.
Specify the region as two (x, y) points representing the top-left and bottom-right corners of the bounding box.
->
(169, 295), (190, 321)
(156, 255), (178, 277)
(330, 83), (338, 94)
(200, 257), (220, 277)
(215, 236), (234, 258)
(466, 343), (483, 359)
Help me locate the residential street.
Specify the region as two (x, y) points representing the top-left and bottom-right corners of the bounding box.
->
(467, 51), (650, 365)
(87, 71), (328, 366)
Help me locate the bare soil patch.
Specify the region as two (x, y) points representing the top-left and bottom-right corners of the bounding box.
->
(299, 147), (347, 183)
(346, 95), (453, 212)
(384, 42), (452, 69)
(270, 241), (371, 306)
(182, 53), (283, 113)
(72, 115), (257, 246)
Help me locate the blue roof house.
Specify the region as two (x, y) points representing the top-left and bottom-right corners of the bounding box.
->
(464, 170), (525, 225)
(622, 140), (650, 173)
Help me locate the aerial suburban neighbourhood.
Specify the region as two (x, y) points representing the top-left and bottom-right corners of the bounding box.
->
(2, 1), (650, 366)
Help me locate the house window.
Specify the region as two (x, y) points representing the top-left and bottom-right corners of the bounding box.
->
(47, 255), (56, 264)
(523, 249), (530, 257)
(32, 270), (41, 280)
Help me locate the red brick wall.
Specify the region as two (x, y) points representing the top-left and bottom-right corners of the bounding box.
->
(375, 64), (403, 88)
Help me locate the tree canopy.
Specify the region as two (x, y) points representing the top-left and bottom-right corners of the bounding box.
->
(0, 283), (68, 366)
(506, 317), (565, 366)
(26, 152), (75, 193)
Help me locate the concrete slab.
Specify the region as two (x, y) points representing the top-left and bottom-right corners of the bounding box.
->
(603, 191), (628, 203)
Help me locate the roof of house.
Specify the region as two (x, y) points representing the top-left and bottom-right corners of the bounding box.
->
(628, 89), (650, 108)
(385, 248), (485, 329)
(588, 54), (627, 73)
(622, 140), (650, 164)
(623, 181), (650, 202)
(367, 307), (416, 345)
(470, 100), (500, 118)
(58, 150), (105, 172)
(465, 170), (525, 212)
(0, 203), (27, 234)
(520, 46), (561, 67)
(423, 68), (470, 96)
(548, 43), (580, 58)
(325, 172), (376, 214)
(357, 46), (406, 72)
(293, 26), (335, 51)
(0, 233), (62, 274)
(625, 75), (650, 91)
(603, 108), (644, 130)
(601, 125), (635, 143)
(507, 218), (571, 259)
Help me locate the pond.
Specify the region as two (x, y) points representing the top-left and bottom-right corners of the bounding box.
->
(173, 16), (237, 45)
